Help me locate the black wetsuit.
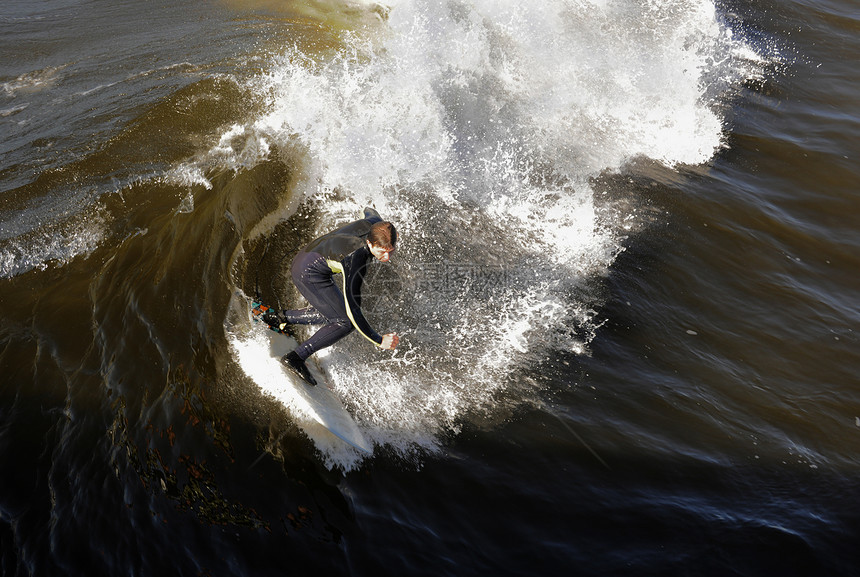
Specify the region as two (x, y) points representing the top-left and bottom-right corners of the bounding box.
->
(285, 208), (385, 360)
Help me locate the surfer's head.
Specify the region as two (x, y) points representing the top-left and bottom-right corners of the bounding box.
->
(367, 221), (397, 262)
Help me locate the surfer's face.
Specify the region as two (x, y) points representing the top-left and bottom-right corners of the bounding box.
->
(368, 242), (395, 263)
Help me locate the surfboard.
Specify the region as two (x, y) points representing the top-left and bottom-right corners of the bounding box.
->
(250, 300), (373, 454)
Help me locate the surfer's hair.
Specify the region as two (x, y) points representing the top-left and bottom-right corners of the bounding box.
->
(368, 221), (397, 250)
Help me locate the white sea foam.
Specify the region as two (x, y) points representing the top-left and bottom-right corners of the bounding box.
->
(219, 0), (760, 465)
(1, 65), (65, 97)
(0, 213), (106, 279)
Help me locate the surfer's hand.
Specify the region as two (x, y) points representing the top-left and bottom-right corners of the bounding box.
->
(380, 333), (399, 350)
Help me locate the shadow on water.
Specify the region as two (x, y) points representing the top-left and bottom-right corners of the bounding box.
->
(0, 74), (374, 575)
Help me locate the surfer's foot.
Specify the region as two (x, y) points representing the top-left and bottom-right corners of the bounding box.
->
(261, 310), (297, 338)
(261, 309), (281, 329)
(281, 351), (317, 386)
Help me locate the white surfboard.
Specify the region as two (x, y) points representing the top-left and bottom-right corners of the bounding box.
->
(281, 359), (373, 454)
(236, 297), (373, 454)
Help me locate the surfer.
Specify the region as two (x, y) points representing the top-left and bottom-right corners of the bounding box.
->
(268, 207), (400, 385)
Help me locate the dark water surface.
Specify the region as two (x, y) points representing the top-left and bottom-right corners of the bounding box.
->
(2, 0), (859, 575)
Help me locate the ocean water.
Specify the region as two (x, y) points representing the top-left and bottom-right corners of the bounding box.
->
(1, 0), (859, 575)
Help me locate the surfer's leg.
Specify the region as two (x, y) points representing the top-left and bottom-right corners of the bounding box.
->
(294, 319), (353, 360)
(283, 253), (337, 326)
(291, 281), (353, 360)
(281, 306), (327, 325)
(290, 252), (354, 360)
